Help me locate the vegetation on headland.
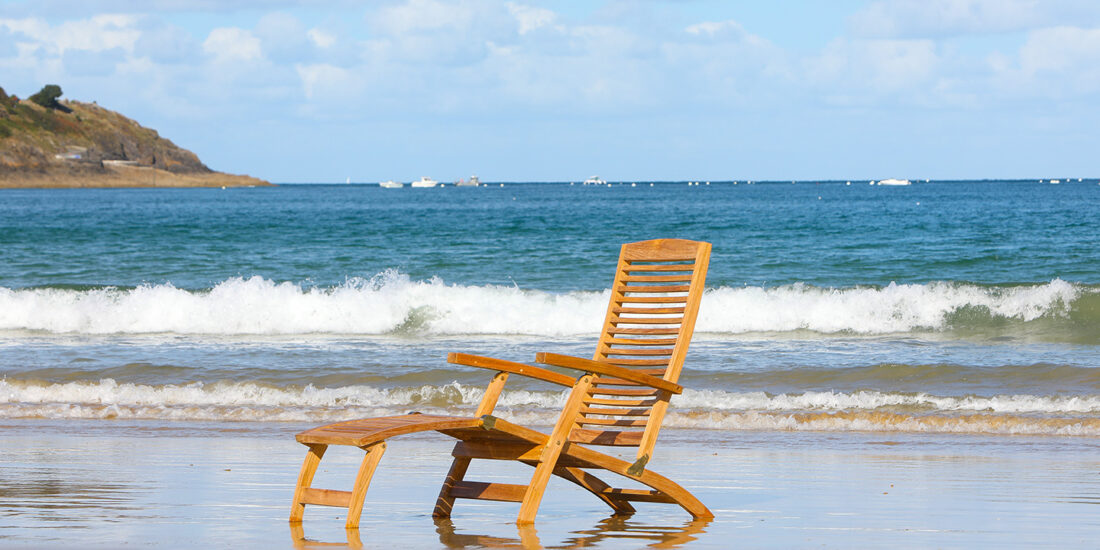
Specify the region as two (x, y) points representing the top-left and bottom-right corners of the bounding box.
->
(0, 85), (269, 188)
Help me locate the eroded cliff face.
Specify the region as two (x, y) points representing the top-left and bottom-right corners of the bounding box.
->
(0, 97), (211, 172)
(0, 90), (268, 187)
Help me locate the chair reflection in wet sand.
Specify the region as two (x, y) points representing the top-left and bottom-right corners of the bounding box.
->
(289, 524), (362, 549)
(290, 516), (710, 549)
(290, 239), (714, 528)
(434, 517), (711, 549)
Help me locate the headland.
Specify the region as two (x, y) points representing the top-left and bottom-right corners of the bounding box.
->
(0, 85), (269, 188)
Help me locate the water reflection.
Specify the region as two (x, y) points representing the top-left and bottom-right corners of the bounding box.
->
(0, 467), (140, 520)
(291, 516), (710, 549)
(436, 517), (710, 549)
(289, 523), (362, 549)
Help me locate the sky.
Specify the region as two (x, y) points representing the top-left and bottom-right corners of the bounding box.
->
(1, 0), (1098, 183)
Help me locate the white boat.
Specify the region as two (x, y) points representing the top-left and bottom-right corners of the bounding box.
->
(455, 176), (480, 187)
(876, 178), (911, 186)
(379, 180), (404, 188)
(583, 176), (606, 185)
(411, 177), (438, 188)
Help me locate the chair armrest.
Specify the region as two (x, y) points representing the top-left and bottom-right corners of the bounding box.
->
(447, 352), (576, 387)
(534, 352), (683, 394)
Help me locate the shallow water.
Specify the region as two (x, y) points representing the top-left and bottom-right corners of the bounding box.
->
(1, 421), (1097, 548)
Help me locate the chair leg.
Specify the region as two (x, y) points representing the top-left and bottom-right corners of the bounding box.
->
(432, 453), (472, 518)
(290, 443), (327, 523)
(516, 454), (558, 524)
(345, 442), (387, 529)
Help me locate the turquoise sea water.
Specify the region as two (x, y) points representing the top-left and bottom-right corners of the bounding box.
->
(1, 181), (1098, 435)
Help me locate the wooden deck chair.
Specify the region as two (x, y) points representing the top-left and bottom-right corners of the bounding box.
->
(290, 238), (713, 527)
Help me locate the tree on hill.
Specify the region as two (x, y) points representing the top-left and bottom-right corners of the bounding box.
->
(29, 84), (72, 113)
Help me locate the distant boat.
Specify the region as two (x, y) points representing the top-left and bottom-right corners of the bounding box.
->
(583, 176), (606, 185)
(411, 177), (438, 188)
(1049, 179), (1061, 184)
(455, 176), (480, 187)
(379, 180), (403, 188)
(876, 178), (911, 186)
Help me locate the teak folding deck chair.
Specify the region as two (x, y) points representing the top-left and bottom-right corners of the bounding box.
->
(290, 238), (713, 527)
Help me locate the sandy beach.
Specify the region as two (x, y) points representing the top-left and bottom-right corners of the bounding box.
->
(2, 419), (1097, 549)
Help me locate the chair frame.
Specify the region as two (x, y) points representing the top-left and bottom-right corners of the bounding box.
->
(290, 239), (713, 527)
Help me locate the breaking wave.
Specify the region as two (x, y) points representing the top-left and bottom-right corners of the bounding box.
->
(0, 272), (1095, 339)
(2, 378), (1098, 436)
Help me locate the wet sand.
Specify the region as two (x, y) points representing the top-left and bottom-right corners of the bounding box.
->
(1, 420), (1097, 548)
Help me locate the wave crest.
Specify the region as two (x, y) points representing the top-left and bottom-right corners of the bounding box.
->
(3, 379), (1097, 436)
(0, 274), (1092, 337)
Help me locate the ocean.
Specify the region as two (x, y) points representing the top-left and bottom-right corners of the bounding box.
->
(2, 180), (1099, 437)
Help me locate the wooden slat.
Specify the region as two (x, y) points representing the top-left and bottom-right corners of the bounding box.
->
(606, 337), (679, 346)
(568, 428), (644, 446)
(588, 386), (659, 396)
(584, 396), (657, 406)
(449, 481), (528, 502)
(600, 348), (674, 356)
(577, 417), (649, 427)
(610, 317), (684, 325)
(298, 488), (352, 508)
(601, 358), (671, 366)
(620, 274), (694, 283)
(616, 284), (691, 293)
(613, 306), (685, 314)
(605, 327), (681, 335)
(601, 488), (675, 504)
(615, 296), (689, 304)
(621, 264), (694, 272)
(580, 405), (652, 416)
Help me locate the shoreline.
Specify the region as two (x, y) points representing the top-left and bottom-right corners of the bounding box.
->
(0, 164), (270, 189)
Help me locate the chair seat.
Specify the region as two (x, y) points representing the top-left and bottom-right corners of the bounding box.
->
(296, 414), (485, 447)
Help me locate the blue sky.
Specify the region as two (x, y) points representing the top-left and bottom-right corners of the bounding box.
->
(1, 0), (1098, 182)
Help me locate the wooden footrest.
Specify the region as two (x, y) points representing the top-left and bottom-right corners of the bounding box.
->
(298, 488), (353, 508)
(296, 414), (484, 447)
(449, 481), (528, 502)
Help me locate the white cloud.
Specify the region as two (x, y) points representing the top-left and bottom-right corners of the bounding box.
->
(307, 28), (335, 49)
(372, 0), (481, 35)
(685, 19), (746, 39)
(0, 15), (141, 55)
(849, 0), (1100, 38)
(991, 26), (1100, 96)
(203, 27), (263, 63)
(805, 38), (941, 102)
(295, 62), (364, 101)
(506, 2), (555, 35)
(135, 22), (198, 64)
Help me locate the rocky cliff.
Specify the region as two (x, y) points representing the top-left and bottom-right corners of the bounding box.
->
(0, 86), (269, 188)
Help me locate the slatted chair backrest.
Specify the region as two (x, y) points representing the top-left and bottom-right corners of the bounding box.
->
(568, 239), (711, 462)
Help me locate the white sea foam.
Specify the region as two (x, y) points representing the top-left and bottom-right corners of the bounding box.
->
(0, 273), (1084, 336)
(3, 379), (1098, 436)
